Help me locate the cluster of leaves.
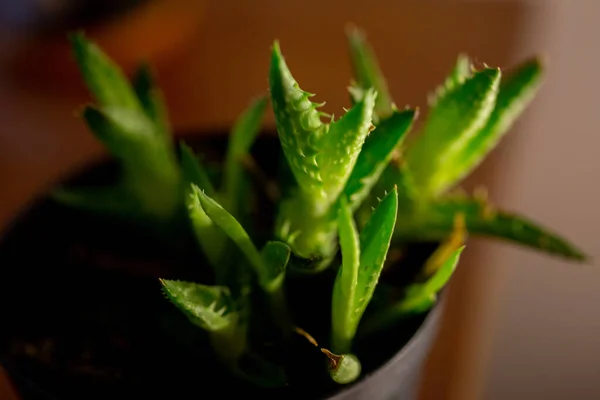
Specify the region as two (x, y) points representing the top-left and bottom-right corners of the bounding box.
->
(57, 28), (585, 389)
(346, 29), (584, 261)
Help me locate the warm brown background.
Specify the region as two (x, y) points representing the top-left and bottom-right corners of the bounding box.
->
(4, 1), (582, 399)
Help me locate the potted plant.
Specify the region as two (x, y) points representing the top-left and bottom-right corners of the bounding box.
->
(0, 27), (585, 400)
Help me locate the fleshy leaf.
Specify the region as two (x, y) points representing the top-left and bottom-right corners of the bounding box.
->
(82, 106), (180, 219)
(180, 143), (225, 269)
(260, 241), (291, 292)
(66, 34), (181, 222)
(269, 41), (327, 203)
(354, 187), (398, 318)
(194, 186), (264, 272)
(395, 194), (586, 261)
(82, 106), (154, 160)
(401, 247), (464, 314)
(406, 67), (501, 197)
(346, 26), (393, 120)
(442, 58), (544, 189)
(342, 109), (415, 211)
(133, 63), (170, 140)
(193, 187), (292, 328)
(185, 184), (224, 272)
(223, 96), (268, 215)
(331, 197), (361, 354)
(70, 33), (142, 112)
(422, 246), (464, 296)
(318, 87), (376, 208)
(160, 279), (237, 332)
(331, 188), (398, 353)
(193, 186), (290, 293)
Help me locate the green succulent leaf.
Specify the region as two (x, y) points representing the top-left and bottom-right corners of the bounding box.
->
(331, 197), (361, 354)
(346, 26), (393, 120)
(185, 186), (224, 273)
(269, 41), (327, 204)
(342, 109), (415, 211)
(194, 186), (291, 292)
(160, 279), (248, 366)
(179, 143), (226, 270)
(133, 63), (170, 139)
(194, 186), (264, 272)
(192, 187), (292, 329)
(443, 58), (544, 188)
(355, 186), (398, 314)
(51, 105), (178, 220)
(270, 41), (376, 212)
(160, 279), (238, 332)
(70, 33), (142, 112)
(399, 246), (464, 314)
(63, 33), (181, 222)
(224, 96), (268, 215)
(395, 194), (586, 261)
(422, 246), (464, 295)
(82, 106), (154, 160)
(318, 87), (377, 208)
(406, 67), (501, 198)
(82, 106), (180, 219)
(331, 188), (398, 354)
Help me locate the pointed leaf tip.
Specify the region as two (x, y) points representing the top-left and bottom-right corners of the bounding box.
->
(436, 57), (544, 191)
(424, 246), (464, 295)
(317, 86), (377, 206)
(160, 279), (237, 332)
(273, 39), (280, 50)
(406, 64), (501, 197)
(269, 38), (329, 203)
(70, 31), (142, 112)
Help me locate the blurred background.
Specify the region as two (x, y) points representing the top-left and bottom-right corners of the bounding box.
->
(0, 0), (598, 399)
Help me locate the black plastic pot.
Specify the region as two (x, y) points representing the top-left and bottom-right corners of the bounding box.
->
(0, 134), (442, 400)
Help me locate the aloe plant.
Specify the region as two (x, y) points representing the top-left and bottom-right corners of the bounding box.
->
(55, 29), (586, 391)
(53, 34), (182, 224)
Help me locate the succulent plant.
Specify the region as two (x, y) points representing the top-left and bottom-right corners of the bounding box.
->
(53, 27), (585, 389)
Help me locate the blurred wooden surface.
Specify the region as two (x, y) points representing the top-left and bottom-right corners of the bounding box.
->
(0, 1), (528, 399)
